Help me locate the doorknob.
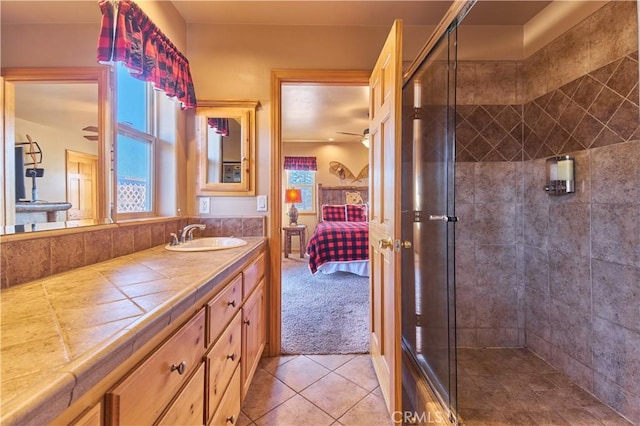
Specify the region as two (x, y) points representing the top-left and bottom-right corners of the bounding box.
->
(378, 237), (394, 250)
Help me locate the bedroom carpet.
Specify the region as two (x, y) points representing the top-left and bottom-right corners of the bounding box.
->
(281, 256), (370, 355)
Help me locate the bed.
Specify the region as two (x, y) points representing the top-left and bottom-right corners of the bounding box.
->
(306, 184), (370, 277)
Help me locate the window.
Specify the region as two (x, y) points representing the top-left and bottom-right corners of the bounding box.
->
(115, 63), (156, 216)
(286, 170), (315, 213)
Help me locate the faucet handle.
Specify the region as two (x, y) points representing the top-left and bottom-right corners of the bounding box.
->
(169, 233), (179, 246)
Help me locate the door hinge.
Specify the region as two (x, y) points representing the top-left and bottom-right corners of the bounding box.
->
(415, 313), (422, 327)
(413, 210), (424, 222)
(413, 107), (422, 120)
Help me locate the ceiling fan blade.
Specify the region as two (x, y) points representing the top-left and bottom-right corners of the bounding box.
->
(82, 125), (99, 133)
(336, 131), (363, 137)
(84, 135), (98, 141)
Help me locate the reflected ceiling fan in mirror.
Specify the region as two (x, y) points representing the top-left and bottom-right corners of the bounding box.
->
(336, 128), (370, 148)
(82, 125), (98, 141)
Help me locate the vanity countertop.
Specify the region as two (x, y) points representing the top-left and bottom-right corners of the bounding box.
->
(0, 237), (267, 425)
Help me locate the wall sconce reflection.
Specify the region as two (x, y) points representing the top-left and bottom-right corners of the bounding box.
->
(544, 155), (575, 195)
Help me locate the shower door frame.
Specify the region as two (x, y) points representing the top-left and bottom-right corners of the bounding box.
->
(399, 1), (476, 423)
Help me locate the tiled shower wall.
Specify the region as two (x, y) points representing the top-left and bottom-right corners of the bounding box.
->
(0, 216), (265, 289)
(455, 1), (640, 422)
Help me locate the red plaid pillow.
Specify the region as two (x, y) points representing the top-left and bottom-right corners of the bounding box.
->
(346, 204), (368, 222)
(322, 204), (347, 221)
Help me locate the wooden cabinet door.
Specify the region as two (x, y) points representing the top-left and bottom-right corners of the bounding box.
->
(241, 280), (265, 398)
(368, 19), (403, 418)
(66, 150), (97, 220)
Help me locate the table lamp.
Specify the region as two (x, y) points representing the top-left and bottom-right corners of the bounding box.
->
(285, 188), (302, 225)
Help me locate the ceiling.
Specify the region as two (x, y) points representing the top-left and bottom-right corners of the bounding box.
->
(2, 1), (552, 144)
(0, 1), (550, 26)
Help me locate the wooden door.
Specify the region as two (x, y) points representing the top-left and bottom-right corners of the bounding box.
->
(66, 150), (97, 220)
(368, 19), (403, 418)
(241, 280), (265, 399)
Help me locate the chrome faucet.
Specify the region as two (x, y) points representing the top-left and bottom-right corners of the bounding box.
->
(180, 224), (206, 243)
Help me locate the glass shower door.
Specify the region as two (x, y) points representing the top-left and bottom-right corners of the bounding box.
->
(401, 26), (458, 421)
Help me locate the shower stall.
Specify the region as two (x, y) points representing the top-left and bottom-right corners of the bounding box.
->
(400, 0), (639, 424)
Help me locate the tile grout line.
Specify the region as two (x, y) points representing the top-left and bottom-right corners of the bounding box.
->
(244, 354), (378, 425)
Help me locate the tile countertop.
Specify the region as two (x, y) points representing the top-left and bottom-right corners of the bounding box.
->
(0, 237), (267, 425)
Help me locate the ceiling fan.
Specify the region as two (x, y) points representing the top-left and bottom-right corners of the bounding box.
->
(336, 128), (370, 147)
(82, 125), (98, 141)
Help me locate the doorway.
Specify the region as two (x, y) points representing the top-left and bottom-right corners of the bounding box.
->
(268, 70), (370, 357)
(66, 149), (98, 220)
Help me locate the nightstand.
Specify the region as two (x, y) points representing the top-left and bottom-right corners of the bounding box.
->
(283, 225), (307, 258)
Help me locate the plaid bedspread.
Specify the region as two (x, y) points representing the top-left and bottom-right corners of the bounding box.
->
(306, 221), (369, 274)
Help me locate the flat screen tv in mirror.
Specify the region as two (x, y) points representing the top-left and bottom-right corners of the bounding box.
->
(14, 147), (26, 202)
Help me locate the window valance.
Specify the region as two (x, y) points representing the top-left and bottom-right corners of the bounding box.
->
(284, 156), (317, 171)
(97, 0), (197, 109)
(207, 118), (230, 136)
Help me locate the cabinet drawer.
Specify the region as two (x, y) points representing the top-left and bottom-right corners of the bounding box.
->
(106, 310), (205, 425)
(207, 274), (242, 347)
(209, 366), (241, 426)
(157, 363), (205, 426)
(206, 313), (241, 422)
(243, 252), (265, 297)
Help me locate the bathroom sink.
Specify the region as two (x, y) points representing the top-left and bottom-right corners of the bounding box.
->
(165, 237), (248, 252)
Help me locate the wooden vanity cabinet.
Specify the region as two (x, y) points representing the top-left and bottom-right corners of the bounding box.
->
(206, 252), (266, 424)
(79, 247), (266, 426)
(105, 310), (206, 425)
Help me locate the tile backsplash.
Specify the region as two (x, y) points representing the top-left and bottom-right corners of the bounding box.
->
(1, 216), (265, 289)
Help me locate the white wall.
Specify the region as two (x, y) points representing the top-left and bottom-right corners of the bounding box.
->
(186, 22), (436, 228)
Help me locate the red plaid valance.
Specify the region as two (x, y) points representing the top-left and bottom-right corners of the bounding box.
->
(208, 118), (229, 136)
(97, 0), (197, 109)
(284, 156), (317, 171)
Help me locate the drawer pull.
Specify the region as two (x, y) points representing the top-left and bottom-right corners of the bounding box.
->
(227, 300), (236, 308)
(244, 319), (251, 326)
(226, 415), (235, 424)
(170, 361), (187, 375)
(226, 352), (237, 361)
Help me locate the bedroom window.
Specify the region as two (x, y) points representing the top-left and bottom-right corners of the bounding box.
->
(286, 170), (315, 213)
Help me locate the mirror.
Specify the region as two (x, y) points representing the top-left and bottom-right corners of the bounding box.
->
(2, 67), (110, 234)
(196, 100), (258, 196)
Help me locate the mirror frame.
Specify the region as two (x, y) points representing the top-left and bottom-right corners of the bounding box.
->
(2, 67), (111, 231)
(196, 100), (258, 196)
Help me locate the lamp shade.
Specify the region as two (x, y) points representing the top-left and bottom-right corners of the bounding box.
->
(285, 188), (302, 204)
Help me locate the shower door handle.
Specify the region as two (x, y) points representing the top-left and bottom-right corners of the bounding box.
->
(428, 214), (458, 222)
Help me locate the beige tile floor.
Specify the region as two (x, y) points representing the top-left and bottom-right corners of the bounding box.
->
(241, 349), (633, 426)
(239, 354), (393, 426)
(458, 348), (633, 426)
